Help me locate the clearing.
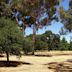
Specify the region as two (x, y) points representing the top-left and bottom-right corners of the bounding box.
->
(0, 51), (72, 72)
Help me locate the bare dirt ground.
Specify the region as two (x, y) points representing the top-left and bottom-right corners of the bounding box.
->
(0, 51), (72, 72)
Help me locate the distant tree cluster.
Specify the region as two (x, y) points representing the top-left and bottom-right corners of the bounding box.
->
(26, 31), (72, 51)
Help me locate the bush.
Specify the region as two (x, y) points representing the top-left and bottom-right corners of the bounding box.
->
(22, 39), (33, 55)
(35, 40), (48, 50)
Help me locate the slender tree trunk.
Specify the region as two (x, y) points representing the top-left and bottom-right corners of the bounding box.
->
(6, 51), (9, 62)
(23, 23), (26, 36)
(32, 25), (36, 55)
(16, 16), (26, 36)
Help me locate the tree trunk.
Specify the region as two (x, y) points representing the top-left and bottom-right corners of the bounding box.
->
(23, 23), (26, 36)
(32, 25), (36, 55)
(6, 51), (9, 62)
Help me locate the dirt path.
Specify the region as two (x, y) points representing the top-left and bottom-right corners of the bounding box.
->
(0, 55), (72, 72)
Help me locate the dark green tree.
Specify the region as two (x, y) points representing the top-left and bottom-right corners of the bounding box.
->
(35, 36), (48, 50)
(68, 38), (72, 50)
(22, 39), (33, 55)
(0, 17), (23, 61)
(59, 37), (69, 51)
(50, 34), (60, 50)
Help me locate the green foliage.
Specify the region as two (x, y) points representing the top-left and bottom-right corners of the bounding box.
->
(60, 0), (72, 33)
(35, 39), (48, 50)
(22, 39), (33, 55)
(59, 37), (69, 51)
(44, 31), (53, 37)
(27, 31), (61, 51)
(68, 40), (72, 50)
(43, 31), (59, 51)
(51, 34), (60, 50)
(0, 17), (23, 59)
(26, 30), (72, 51)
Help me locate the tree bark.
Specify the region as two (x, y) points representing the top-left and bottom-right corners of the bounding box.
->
(6, 51), (9, 62)
(32, 25), (36, 55)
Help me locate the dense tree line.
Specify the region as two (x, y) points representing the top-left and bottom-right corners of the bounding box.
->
(26, 31), (72, 52)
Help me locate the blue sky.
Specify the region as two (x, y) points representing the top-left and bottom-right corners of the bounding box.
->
(25, 0), (72, 42)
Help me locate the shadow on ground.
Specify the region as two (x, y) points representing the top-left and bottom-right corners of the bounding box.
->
(44, 59), (72, 72)
(0, 61), (32, 67)
(35, 53), (72, 57)
(35, 54), (52, 57)
(0, 54), (4, 57)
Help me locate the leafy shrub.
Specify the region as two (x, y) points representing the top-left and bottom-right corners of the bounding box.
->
(22, 39), (33, 55)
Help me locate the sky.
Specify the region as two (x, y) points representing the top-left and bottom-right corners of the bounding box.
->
(25, 0), (72, 42)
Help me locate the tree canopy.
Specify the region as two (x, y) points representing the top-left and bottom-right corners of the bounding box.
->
(0, 0), (60, 32)
(60, 0), (72, 33)
(0, 17), (23, 61)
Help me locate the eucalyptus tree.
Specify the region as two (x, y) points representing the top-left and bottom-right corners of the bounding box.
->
(0, 0), (61, 54)
(44, 31), (60, 51)
(59, 0), (72, 33)
(11, 0), (60, 54)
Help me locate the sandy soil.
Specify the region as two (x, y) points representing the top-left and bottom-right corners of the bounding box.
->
(0, 51), (72, 72)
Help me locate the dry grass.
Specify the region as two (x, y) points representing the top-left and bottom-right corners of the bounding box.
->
(0, 51), (72, 72)
(35, 51), (72, 56)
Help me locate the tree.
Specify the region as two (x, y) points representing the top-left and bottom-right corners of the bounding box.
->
(22, 39), (33, 55)
(59, 37), (69, 51)
(0, 17), (23, 61)
(0, 0), (61, 55)
(12, 0), (59, 54)
(59, 0), (72, 33)
(43, 31), (54, 51)
(35, 35), (48, 50)
(68, 37), (72, 50)
(48, 34), (60, 50)
(69, 41), (72, 50)
(35, 40), (48, 50)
